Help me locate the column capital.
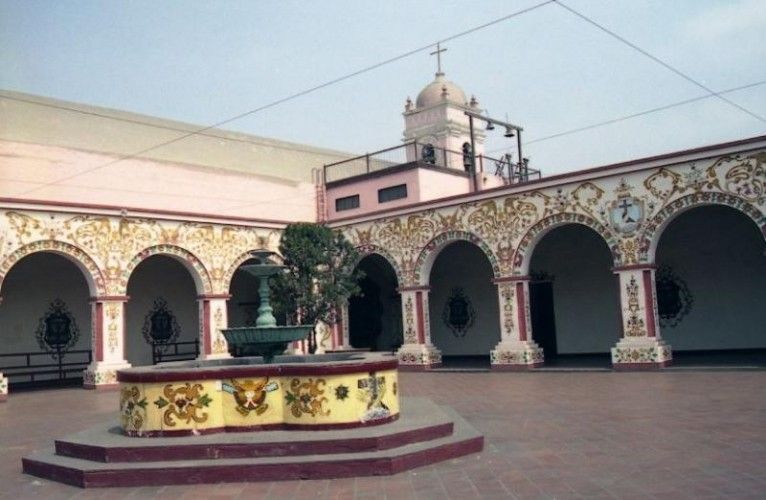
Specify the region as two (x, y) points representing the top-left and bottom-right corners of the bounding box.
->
(89, 295), (129, 303)
(612, 263), (657, 273)
(197, 293), (232, 300)
(493, 275), (531, 284)
(397, 285), (430, 293)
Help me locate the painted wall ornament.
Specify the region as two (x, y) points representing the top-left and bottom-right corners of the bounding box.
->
(655, 265), (693, 328)
(153, 383), (212, 426)
(142, 297), (181, 347)
(35, 299), (80, 359)
(357, 373), (390, 422)
(442, 287), (475, 338)
(609, 196), (644, 234)
(120, 385), (148, 432)
(223, 377), (278, 416)
(624, 276), (646, 337)
(284, 378), (330, 418)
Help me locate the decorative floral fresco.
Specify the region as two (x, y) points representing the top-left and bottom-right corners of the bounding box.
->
(284, 378), (330, 418)
(153, 383), (213, 427)
(0, 149), (763, 375)
(339, 152), (766, 286)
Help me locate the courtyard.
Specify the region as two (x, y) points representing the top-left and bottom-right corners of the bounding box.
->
(1, 370), (764, 499)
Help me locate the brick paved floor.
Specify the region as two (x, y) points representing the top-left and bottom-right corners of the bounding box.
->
(1, 371), (765, 499)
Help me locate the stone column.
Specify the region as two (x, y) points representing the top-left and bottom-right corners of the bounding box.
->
(611, 265), (672, 369)
(0, 373), (7, 402)
(329, 301), (351, 351)
(490, 276), (544, 370)
(83, 296), (131, 389)
(395, 286), (441, 370)
(197, 294), (232, 360)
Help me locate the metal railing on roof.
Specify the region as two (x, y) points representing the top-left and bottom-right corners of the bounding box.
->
(323, 141), (540, 185)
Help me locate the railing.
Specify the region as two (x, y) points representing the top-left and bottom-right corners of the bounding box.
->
(0, 348), (92, 387)
(324, 141), (541, 186)
(152, 340), (200, 365)
(478, 153), (542, 184)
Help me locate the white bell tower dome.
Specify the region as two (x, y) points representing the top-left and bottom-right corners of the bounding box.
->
(402, 49), (484, 171)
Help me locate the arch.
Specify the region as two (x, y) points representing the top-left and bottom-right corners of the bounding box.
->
(223, 249), (272, 292)
(123, 245), (213, 295)
(640, 193), (766, 262)
(354, 245), (403, 286)
(0, 240), (105, 296)
(512, 213), (620, 275)
(414, 231), (500, 286)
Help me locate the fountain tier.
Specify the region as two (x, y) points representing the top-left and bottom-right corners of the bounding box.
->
(117, 352), (399, 436)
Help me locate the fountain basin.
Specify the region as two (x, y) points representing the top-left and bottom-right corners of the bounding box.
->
(222, 325), (312, 361)
(116, 352), (399, 437)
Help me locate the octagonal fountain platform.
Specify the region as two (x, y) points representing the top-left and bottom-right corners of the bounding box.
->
(22, 352), (483, 488)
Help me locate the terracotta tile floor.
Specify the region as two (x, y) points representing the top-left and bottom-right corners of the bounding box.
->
(1, 371), (765, 499)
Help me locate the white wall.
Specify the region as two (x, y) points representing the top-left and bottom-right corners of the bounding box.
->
(0, 253), (91, 368)
(428, 241), (500, 355)
(657, 206), (766, 350)
(530, 225), (621, 354)
(125, 256), (199, 366)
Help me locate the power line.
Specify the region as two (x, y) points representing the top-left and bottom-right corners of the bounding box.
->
(553, 0), (766, 125)
(16, 0), (556, 196)
(485, 79), (766, 154)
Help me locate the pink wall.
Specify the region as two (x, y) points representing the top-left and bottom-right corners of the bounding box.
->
(0, 141), (316, 222)
(325, 166), (471, 220)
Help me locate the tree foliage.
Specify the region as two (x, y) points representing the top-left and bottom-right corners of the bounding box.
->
(271, 223), (362, 353)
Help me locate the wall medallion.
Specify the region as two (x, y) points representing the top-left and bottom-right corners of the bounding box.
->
(609, 196), (644, 234)
(35, 299), (80, 359)
(442, 287), (475, 338)
(142, 297), (181, 347)
(656, 266), (693, 328)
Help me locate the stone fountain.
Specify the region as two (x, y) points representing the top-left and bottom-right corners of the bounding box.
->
(220, 249), (312, 362)
(21, 253), (483, 488)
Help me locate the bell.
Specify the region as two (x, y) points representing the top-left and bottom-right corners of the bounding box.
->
(504, 127), (515, 138)
(486, 121), (495, 131)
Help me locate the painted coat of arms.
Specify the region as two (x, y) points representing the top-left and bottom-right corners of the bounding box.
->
(609, 196), (644, 233)
(223, 377), (278, 416)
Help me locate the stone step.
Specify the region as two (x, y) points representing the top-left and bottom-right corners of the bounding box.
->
(54, 397), (453, 462)
(22, 403), (483, 488)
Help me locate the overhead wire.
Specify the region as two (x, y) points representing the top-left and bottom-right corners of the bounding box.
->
(553, 0), (766, 125)
(15, 0), (556, 196)
(485, 79), (766, 154)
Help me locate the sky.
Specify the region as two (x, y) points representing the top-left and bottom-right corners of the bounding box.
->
(1, 0), (765, 176)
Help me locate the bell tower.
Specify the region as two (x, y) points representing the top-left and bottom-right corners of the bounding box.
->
(402, 44), (484, 170)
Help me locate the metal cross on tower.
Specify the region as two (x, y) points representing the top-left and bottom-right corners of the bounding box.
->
(430, 42), (447, 74)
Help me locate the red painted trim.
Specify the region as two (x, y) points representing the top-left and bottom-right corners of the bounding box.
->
(612, 264), (657, 272)
(491, 363), (543, 371)
(22, 436), (484, 488)
(89, 295), (130, 302)
(94, 302), (104, 362)
(613, 360), (672, 370)
(0, 197), (291, 227)
(616, 274), (626, 339)
(328, 134), (766, 226)
(415, 291), (425, 344)
(196, 294), (232, 300)
(398, 363), (443, 371)
(335, 317), (343, 347)
(397, 285), (430, 292)
(55, 420), (450, 462)
(643, 270), (657, 338)
(201, 300), (211, 355)
(493, 275), (530, 283)
(515, 282), (527, 342)
(117, 359), (399, 383)
(122, 414), (400, 438)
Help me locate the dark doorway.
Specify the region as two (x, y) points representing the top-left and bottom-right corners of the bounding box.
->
(348, 254), (401, 351)
(530, 281), (557, 356)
